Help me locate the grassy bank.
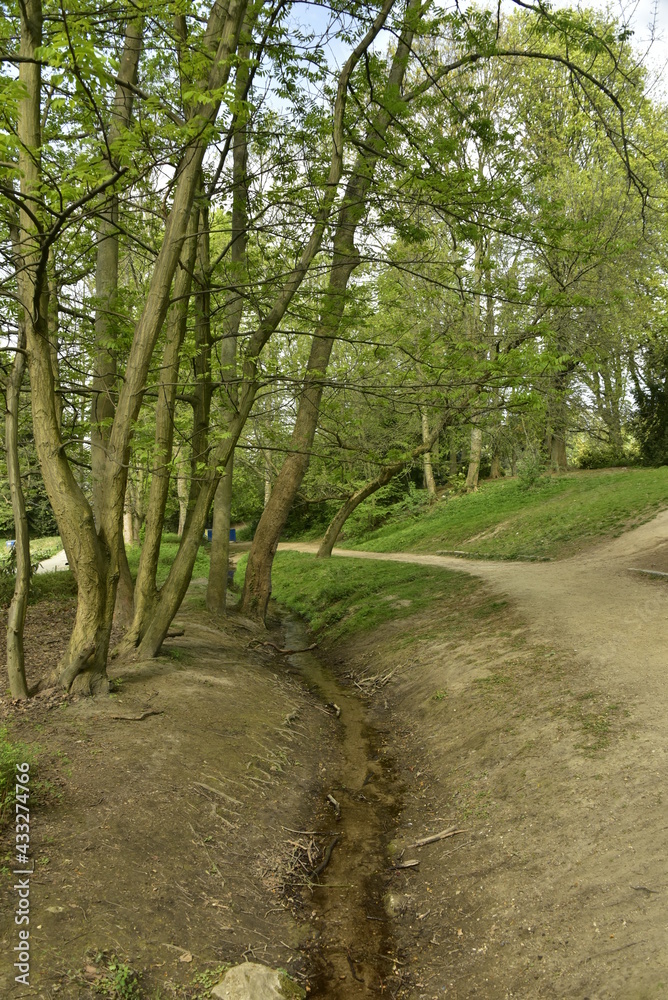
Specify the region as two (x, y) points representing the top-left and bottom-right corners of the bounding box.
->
(238, 551), (479, 643)
(125, 533), (210, 585)
(349, 467), (668, 560)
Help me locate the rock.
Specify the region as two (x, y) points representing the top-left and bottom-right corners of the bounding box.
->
(211, 963), (305, 1000)
(383, 891), (409, 917)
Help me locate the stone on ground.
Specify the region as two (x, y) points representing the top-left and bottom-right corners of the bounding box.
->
(211, 962), (304, 1000)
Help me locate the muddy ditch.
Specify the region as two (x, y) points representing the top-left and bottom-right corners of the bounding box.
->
(280, 616), (407, 998)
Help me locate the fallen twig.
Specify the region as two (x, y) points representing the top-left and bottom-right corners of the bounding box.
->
(409, 827), (467, 848)
(327, 793), (341, 819)
(394, 859), (419, 869)
(249, 639), (317, 655)
(631, 885), (660, 893)
(313, 834), (340, 876)
(109, 710), (164, 722)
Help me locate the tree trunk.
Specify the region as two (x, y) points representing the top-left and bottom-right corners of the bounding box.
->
(317, 416), (448, 558)
(263, 450), (272, 506)
(206, 46), (248, 614)
(550, 433), (568, 472)
(185, 200), (213, 531)
(490, 451), (502, 478)
(449, 430), (458, 477)
(177, 450), (189, 537)
(23, 0), (247, 691)
(5, 321), (30, 699)
(130, 0), (399, 657)
(207, 458), (234, 613)
(129, 208), (199, 640)
(421, 407), (437, 494)
(17, 0), (109, 693)
(239, 3), (420, 621)
(90, 20), (142, 626)
(465, 425), (482, 490)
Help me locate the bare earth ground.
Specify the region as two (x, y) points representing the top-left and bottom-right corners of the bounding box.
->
(0, 586), (339, 999)
(1, 511), (668, 999)
(283, 514), (668, 998)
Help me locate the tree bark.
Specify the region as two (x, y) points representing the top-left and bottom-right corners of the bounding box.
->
(5, 319), (30, 699)
(449, 430), (458, 477)
(24, 0), (248, 690)
(184, 200), (213, 531)
(91, 18), (142, 519)
(206, 44), (248, 614)
(18, 0), (111, 694)
(317, 416), (448, 558)
(239, 0), (419, 621)
(131, 3), (398, 657)
(177, 449), (189, 536)
(90, 20), (142, 626)
(421, 407), (437, 494)
(207, 458), (234, 613)
(128, 208), (199, 641)
(465, 425), (482, 490)
(550, 433), (568, 471)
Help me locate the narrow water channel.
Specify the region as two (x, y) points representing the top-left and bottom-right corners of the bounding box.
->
(282, 617), (405, 998)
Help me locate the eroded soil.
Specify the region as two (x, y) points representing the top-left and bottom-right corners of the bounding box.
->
(2, 510), (668, 999)
(0, 587), (342, 998)
(286, 512), (668, 998)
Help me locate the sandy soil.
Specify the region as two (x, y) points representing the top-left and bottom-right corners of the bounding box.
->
(283, 513), (668, 998)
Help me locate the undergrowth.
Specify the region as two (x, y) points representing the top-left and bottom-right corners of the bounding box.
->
(0, 727), (37, 830)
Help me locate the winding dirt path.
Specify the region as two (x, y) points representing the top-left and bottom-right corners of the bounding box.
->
(281, 514), (668, 997)
(282, 512), (668, 730)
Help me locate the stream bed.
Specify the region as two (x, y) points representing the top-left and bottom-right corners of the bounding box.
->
(283, 617), (407, 998)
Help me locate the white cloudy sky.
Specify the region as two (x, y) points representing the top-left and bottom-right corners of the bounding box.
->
(535, 0), (668, 92)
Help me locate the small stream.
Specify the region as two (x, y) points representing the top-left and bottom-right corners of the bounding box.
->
(282, 617), (405, 998)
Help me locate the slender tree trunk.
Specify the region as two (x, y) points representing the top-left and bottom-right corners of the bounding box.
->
(207, 46), (248, 614)
(239, 4), (420, 621)
(90, 20), (142, 627)
(177, 451), (189, 537)
(18, 0), (109, 694)
(129, 0), (398, 657)
(421, 407), (437, 494)
(24, 0), (247, 691)
(550, 433), (568, 471)
(5, 319), (30, 699)
(466, 425), (482, 490)
(207, 459), (234, 613)
(317, 417), (448, 558)
(128, 209), (199, 641)
(263, 450), (272, 506)
(184, 201), (213, 532)
(449, 430), (458, 477)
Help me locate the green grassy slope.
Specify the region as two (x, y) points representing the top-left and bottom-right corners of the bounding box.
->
(349, 467), (668, 561)
(240, 551), (478, 643)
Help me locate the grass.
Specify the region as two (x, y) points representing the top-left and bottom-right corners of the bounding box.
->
(126, 532), (210, 585)
(347, 467), (668, 560)
(0, 726), (37, 830)
(237, 551), (477, 643)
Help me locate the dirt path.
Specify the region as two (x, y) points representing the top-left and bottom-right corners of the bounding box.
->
(281, 515), (668, 998)
(282, 514), (668, 729)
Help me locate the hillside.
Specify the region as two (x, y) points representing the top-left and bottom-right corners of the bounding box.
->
(347, 467), (668, 560)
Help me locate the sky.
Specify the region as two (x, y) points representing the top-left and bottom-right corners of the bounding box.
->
(544, 0), (668, 88)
